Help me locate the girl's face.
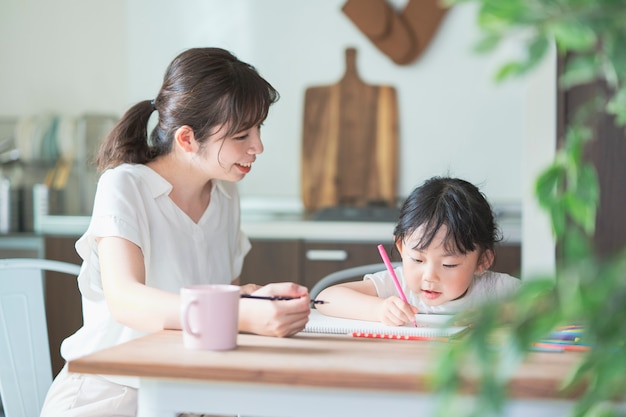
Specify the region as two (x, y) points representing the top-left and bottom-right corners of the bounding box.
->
(195, 124), (264, 182)
(396, 225), (491, 306)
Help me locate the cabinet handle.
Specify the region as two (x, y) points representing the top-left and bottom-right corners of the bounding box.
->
(306, 249), (348, 261)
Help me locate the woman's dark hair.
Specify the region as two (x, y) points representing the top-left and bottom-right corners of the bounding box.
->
(96, 47), (279, 171)
(393, 177), (502, 255)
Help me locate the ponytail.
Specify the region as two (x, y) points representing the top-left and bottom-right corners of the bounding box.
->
(95, 100), (155, 172)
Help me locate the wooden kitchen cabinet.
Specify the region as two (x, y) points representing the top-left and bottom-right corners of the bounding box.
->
(239, 238), (398, 289)
(302, 241), (521, 287)
(493, 243), (521, 277)
(239, 239), (302, 286)
(44, 235), (83, 377)
(301, 241), (398, 289)
(240, 238), (522, 290)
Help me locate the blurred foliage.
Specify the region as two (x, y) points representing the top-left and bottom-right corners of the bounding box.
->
(432, 0), (626, 416)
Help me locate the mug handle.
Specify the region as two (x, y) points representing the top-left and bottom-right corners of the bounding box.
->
(181, 299), (200, 337)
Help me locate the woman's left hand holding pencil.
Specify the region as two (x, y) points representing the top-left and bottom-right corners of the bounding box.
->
(239, 282), (311, 337)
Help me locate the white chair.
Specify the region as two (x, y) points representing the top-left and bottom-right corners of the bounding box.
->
(0, 258), (81, 417)
(310, 261), (401, 300)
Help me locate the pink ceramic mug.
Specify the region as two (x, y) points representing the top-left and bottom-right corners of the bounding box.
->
(180, 284), (240, 350)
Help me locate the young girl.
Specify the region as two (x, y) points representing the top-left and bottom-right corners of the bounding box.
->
(316, 176), (520, 326)
(40, 47), (311, 416)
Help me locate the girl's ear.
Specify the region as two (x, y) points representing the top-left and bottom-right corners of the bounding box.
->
(476, 249), (495, 274)
(394, 238), (403, 257)
(174, 125), (197, 153)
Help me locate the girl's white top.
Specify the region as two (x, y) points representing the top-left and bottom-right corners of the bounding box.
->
(61, 164), (250, 387)
(366, 267), (521, 314)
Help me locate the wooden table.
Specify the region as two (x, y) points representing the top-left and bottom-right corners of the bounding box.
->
(68, 330), (581, 417)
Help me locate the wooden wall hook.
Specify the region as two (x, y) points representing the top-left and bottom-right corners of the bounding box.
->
(342, 0), (449, 65)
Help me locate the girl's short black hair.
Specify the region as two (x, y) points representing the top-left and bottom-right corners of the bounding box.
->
(393, 177), (502, 254)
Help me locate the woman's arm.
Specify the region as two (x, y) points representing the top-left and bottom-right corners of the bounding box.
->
(99, 236), (310, 336)
(99, 236), (182, 332)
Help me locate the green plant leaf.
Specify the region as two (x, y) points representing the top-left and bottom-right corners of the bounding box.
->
(494, 61), (525, 81)
(526, 35), (550, 68)
(606, 86), (626, 126)
(563, 192), (596, 236)
(535, 164), (564, 209)
(560, 54), (601, 88)
(604, 31), (626, 89)
(584, 402), (619, 417)
(477, 0), (528, 32)
(577, 165), (599, 233)
(547, 21), (597, 53)
(473, 34), (501, 53)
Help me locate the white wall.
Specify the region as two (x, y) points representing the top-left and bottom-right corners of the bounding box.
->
(522, 42), (557, 279)
(1, 0), (538, 204)
(0, 0), (558, 276)
(0, 0), (128, 115)
(126, 0), (528, 204)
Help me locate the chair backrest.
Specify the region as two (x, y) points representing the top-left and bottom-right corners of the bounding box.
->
(310, 261), (402, 300)
(0, 258), (81, 417)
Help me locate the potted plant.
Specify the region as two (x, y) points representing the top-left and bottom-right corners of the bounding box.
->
(431, 0), (626, 416)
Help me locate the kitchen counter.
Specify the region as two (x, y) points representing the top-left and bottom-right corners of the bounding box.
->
(31, 193), (521, 243)
(33, 211), (521, 244)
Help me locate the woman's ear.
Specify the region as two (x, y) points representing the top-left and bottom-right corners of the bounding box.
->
(174, 125), (197, 153)
(476, 249), (495, 274)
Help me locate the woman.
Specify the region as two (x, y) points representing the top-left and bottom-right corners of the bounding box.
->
(41, 47), (311, 417)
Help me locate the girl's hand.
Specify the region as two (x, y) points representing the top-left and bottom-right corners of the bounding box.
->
(239, 282), (311, 337)
(377, 296), (419, 326)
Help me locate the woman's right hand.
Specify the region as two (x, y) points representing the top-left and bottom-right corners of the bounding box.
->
(238, 282), (311, 337)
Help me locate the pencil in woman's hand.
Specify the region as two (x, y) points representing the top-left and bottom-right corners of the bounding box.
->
(240, 294), (326, 305)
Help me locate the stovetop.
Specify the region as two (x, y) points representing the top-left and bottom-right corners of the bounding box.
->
(309, 205), (400, 222)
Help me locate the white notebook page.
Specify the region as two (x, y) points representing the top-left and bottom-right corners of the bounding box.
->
(303, 309), (466, 337)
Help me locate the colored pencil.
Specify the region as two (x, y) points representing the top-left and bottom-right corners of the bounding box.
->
(350, 332), (449, 342)
(532, 342), (591, 352)
(377, 244), (418, 327)
(240, 294), (326, 305)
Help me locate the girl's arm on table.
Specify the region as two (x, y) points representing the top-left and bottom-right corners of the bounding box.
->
(316, 280), (418, 326)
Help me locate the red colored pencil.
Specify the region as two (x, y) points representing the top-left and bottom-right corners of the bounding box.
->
(350, 332), (449, 342)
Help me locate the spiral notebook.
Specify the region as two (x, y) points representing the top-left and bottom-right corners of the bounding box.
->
(303, 310), (467, 337)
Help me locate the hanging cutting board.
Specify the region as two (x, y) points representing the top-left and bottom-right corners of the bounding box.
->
(301, 48), (398, 212)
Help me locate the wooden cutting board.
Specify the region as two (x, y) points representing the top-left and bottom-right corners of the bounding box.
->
(301, 48), (398, 212)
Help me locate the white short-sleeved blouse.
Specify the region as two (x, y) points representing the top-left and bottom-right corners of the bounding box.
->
(61, 164), (250, 385)
(366, 267), (521, 314)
